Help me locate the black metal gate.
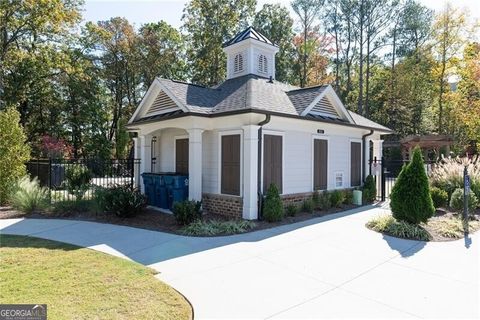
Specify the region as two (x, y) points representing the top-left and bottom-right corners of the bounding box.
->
(369, 157), (435, 201)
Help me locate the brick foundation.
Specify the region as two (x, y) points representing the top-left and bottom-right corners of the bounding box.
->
(280, 192), (314, 207)
(202, 193), (243, 218)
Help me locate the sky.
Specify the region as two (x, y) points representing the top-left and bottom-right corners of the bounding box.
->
(83, 0), (480, 30)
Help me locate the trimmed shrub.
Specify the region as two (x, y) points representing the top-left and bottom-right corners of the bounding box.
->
(329, 190), (345, 208)
(302, 199), (314, 213)
(449, 188), (478, 213)
(317, 192), (331, 210)
(53, 199), (93, 214)
(312, 191), (320, 208)
(430, 187), (448, 209)
(11, 176), (49, 213)
(362, 175), (376, 203)
(94, 185), (146, 218)
(64, 164), (92, 200)
(390, 146), (435, 224)
(172, 200), (202, 225)
(262, 183), (284, 222)
(0, 108), (30, 204)
(285, 203), (299, 216)
(344, 189), (354, 205)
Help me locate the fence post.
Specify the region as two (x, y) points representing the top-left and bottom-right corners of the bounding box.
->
(381, 157), (386, 202)
(130, 158), (134, 189)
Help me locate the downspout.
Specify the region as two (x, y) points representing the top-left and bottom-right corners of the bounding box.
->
(257, 114), (271, 220)
(362, 129), (374, 183)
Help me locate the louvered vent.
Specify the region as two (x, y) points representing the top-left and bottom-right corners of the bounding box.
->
(145, 91), (179, 115)
(258, 54), (267, 74)
(310, 96), (339, 118)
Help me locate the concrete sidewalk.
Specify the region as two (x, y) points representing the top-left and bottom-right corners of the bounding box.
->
(1, 205), (479, 319)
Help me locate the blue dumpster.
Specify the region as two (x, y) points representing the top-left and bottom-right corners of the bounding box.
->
(142, 172), (189, 209)
(141, 173), (156, 206)
(171, 175), (189, 206)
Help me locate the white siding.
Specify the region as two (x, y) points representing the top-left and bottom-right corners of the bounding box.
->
(153, 128), (186, 173)
(327, 135), (351, 189)
(279, 127), (362, 193)
(283, 131), (312, 194)
(202, 130), (218, 194)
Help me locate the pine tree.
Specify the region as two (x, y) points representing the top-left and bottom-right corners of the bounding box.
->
(390, 146), (435, 224)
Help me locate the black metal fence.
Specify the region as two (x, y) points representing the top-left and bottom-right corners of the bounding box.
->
(26, 158), (141, 203)
(369, 157), (436, 201)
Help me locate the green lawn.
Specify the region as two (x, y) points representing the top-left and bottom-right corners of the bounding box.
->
(0, 235), (192, 320)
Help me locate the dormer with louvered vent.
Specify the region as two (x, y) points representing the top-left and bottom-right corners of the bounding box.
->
(310, 96), (339, 119)
(145, 90), (179, 116)
(223, 27), (279, 80)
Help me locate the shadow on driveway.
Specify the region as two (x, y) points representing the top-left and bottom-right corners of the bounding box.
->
(0, 204), (424, 265)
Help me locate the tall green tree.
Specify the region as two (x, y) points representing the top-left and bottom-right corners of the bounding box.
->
(0, 108), (30, 204)
(138, 21), (188, 86)
(291, 0), (324, 88)
(84, 17), (141, 157)
(431, 4), (470, 134)
(253, 4), (295, 83)
(182, 0), (256, 86)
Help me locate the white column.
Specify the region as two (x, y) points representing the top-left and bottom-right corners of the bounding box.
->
(133, 137), (140, 188)
(242, 125), (260, 220)
(139, 134), (152, 193)
(373, 139), (384, 160)
(372, 139), (384, 194)
(187, 128), (204, 201)
(364, 137), (371, 180)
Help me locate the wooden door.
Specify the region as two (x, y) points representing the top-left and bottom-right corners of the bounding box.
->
(221, 134), (241, 195)
(314, 139), (328, 190)
(175, 138), (189, 174)
(350, 142), (362, 186)
(263, 135), (283, 193)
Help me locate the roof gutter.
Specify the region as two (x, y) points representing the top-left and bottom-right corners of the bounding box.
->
(126, 109), (393, 134)
(257, 114), (271, 220)
(362, 129), (374, 182)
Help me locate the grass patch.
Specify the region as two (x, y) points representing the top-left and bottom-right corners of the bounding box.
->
(181, 219), (256, 236)
(0, 235), (192, 319)
(427, 217), (480, 239)
(366, 215), (431, 241)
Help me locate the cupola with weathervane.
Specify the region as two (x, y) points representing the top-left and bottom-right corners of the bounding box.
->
(223, 26), (279, 80)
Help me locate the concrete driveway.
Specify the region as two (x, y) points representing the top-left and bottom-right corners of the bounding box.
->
(1, 205), (479, 319)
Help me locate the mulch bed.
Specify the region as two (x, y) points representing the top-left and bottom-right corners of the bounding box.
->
(0, 204), (364, 236)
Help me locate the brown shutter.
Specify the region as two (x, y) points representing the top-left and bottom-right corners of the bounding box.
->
(351, 142), (362, 186)
(263, 135), (282, 193)
(221, 134), (241, 195)
(314, 139), (328, 190)
(175, 138), (189, 174)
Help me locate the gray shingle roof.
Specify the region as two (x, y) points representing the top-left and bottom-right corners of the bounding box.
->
(348, 110), (391, 132)
(287, 85), (327, 114)
(223, 26), (277, 48)
(132, 75), (392, 133)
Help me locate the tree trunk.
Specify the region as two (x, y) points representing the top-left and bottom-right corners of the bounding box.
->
(357, 0), (364, 115)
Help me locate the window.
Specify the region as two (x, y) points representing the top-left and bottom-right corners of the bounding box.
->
(335, 172), (344, 188)
(221, 135), (241, 195)
(258, 54), (268, 73)
(234, 53), (244, 73)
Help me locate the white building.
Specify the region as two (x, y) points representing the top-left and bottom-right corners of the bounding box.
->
(127, 27), (391, 220)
